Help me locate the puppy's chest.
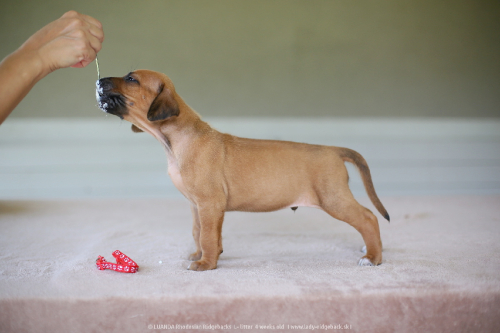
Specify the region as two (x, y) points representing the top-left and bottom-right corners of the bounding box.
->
(167, 162), (188, 195)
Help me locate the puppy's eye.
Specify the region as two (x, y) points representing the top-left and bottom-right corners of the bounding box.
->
(126, 76), (138, 83)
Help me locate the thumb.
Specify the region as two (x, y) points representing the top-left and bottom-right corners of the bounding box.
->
(70, 46), (97, 68)
(71, 60), (85, 68)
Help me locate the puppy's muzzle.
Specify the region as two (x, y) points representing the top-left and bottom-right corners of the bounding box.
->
(96, 78), (128, 119)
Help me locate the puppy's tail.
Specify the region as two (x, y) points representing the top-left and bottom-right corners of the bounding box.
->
(338, 147), (390, 222)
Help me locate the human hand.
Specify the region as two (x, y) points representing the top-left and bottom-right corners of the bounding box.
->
(0, 10), (104, 124)
(18, 10), (104, 76)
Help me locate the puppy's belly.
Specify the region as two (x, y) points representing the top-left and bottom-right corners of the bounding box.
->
(227, 193), (319, 212)
(226, 178), (320, 212)
(287, 196), (321, 209)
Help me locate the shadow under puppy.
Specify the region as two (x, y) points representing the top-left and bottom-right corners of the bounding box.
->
(96, 70), (390, 271)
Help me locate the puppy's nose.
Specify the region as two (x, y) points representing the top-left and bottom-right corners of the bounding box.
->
(97, 78), (113, 93)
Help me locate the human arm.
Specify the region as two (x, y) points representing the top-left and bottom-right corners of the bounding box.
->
(0, 10), (104, 124)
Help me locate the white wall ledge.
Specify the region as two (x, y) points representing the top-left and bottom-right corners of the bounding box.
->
(1, 117), (499, 199)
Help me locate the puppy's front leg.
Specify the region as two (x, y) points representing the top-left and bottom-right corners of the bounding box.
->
(188, 204), (202, 261)
(187, 203), (224, 271)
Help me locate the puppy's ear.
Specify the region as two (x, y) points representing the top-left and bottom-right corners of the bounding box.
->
(131, 124), (143, 133)
(147, 83), (179, 122)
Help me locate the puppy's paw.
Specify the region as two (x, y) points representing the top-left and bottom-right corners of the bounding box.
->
(358, 257), (374, 266)
(188, 260), (217, 271)
(358, 255), (381, 266)
(188, 251), (202, 261)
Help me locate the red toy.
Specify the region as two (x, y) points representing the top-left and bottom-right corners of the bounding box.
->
(96, 250), (139, 273)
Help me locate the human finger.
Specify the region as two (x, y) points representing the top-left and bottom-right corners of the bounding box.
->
(84, 29), (103, 54)
(78, 12), (103, 31)
(86, 21), (104, 43)
(63, 24), (101, 61)
(77, 13), (104, 43)
(59, 11), (104, 43)
(60, 10), (101, 31)
(70, 42), (97, 68)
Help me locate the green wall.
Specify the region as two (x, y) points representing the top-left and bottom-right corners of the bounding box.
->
(1, 0), (499, 118)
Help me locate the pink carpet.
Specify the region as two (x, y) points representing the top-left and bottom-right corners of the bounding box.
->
(0, 195), (499, 332)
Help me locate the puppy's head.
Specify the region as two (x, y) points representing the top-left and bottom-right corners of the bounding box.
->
(96, 70), (179, 132)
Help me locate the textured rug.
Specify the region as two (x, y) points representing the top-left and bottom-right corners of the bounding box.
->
(0, 195), (499, 332)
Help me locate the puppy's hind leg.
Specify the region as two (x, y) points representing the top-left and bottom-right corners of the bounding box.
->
(321, 192), (383, 266)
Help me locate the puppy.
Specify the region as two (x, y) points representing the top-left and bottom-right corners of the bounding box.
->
(96, 70), (390, 271)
